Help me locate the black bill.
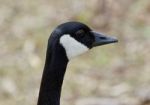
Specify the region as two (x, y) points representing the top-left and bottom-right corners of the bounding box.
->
(91, 31), (118, 47)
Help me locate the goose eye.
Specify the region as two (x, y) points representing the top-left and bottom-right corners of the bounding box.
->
(75, 30), (85, 38)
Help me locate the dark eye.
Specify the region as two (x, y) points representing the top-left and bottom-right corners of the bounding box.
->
(75, 30), (85, 38)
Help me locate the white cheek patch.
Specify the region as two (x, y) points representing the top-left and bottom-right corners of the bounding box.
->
(60, 34), (89, 60)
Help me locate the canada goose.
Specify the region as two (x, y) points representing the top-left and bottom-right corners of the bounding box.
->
(37, 22), (118, 105)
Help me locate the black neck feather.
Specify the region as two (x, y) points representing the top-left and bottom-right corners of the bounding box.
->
(37, 41), (68, 105)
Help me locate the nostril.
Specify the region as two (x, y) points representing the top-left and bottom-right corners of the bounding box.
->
(99, 36), (106, 39)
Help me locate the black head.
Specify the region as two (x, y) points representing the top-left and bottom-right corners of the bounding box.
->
(49, 22), (118, 60)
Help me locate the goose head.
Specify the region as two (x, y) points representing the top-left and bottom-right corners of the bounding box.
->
(37, 22), (118, 105)
(49, 22), (118, 60)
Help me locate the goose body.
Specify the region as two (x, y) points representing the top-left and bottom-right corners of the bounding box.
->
(37, 22), (118, 105)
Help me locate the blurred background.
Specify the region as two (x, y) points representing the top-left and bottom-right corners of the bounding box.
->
(0, 0), (150, 105)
